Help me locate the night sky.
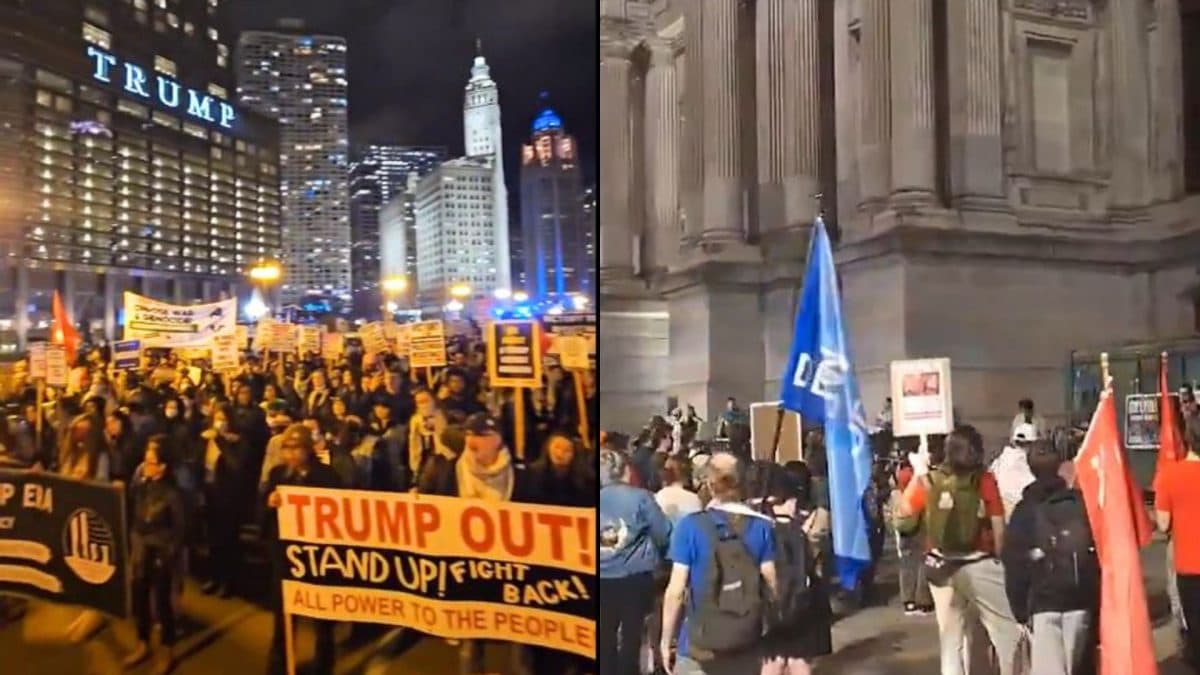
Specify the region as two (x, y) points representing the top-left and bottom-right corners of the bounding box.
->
(232, 0), (598, 196)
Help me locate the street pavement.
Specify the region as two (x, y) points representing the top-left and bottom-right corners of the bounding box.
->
(0, 535), (1191, 674)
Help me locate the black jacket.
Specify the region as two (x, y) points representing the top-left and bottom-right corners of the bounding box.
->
(1001, 476), (1099, 624)
(129, 477), (187, 571)
(260, 461), (343, 541)
(517, 461), (596, 508)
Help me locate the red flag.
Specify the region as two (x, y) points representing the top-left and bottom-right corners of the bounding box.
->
(1074, 390), (1157, 675)
(51, 290), (80, 366)
(1154, 353), (1186, 493)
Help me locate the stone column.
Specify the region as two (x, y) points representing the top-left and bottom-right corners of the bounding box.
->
(13, 264), (28, 351)
(599, 35), (635, 280)
(644, 39), (679, 273)
(700, 0), (746, 243)
(1155, 0), (1184, 201)
(679, 4), (704, 244)
(888, 0), (937, 207)
(756, 0), (822, 234)
(834, 0), (860, 225)
(857, 0), (891, 211)
(1109, 0), (1151, 211)
(947, 0), (1006, 209)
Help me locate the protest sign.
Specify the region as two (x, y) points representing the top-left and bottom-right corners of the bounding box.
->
(112, 340), (141, 371)
(45, 345), (68, 388)
(1125, 393), (1176, 451)
(543, 313), (595, 354)
(557, 336), (590, 371)
(267, 323), (298, 354)
(0, 469), (130, 618)
(298, 326), (322, 356)
(210, 334), (240, 373)
(360, 322), (389, 355)
(409, 320), (447, 368)
(275, 488), (595, 659)
(889, 358), (954, 437)
(27, 343), (46, 379)
(252, 318), (274, 351)
(122, 292), (236, 347)
(236, 325), (249, 350)
(486, 320), (542, 388)
(383, 322), (410, 358)
(321, 332), (344, 360)
(749, 401), (802, 463)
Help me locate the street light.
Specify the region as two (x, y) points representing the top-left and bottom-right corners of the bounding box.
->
(445, 300), (465, 313)
(493, 288), (512, 300)
(381, 275), (408, 294)
(570, 294), (589, 311)
(450, 283), (472, 299)
(246, 260), (282, 322)
(513, 291), (529, 303)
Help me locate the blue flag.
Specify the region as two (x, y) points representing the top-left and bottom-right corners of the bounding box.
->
(779, 217), (872, 591)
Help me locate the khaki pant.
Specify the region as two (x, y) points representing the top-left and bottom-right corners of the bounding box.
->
(929, 558), (1025, 675)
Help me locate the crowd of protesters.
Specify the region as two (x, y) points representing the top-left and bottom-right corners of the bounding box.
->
(0, 321), (597, 675)
(597, 394), (1200, 675)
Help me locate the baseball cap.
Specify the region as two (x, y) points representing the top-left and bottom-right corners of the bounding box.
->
(1011, 423), (1038, 444)
(463, 412), (498, 435)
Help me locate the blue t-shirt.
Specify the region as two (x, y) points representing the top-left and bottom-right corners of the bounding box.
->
(668, 507), (775, 658)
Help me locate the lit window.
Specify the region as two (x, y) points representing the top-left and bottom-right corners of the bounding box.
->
(207, 27), (219, 41)
(207, 83), (228, 99)
(154, 56), (177, 76)
(155, 0), (166, 8)
(184, 22), (194, 36)
(82, 23), (112, 49)
(166, 12), (179, 29)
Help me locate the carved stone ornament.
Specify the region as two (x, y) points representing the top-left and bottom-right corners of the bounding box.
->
(1012, 0), (1091, 20)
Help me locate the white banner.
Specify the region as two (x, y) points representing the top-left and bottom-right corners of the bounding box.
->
(122, 292), (236, 347)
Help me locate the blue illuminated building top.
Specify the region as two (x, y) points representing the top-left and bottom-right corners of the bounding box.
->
(531, 92), (562, 134)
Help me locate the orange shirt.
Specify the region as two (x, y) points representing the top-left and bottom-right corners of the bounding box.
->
(901, 470), (1005, 554)
(1155, 459), (1200, 575)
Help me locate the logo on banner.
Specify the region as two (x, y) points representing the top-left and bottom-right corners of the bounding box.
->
(62, 508), (117, 585)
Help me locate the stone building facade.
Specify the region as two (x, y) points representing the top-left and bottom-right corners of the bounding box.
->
(599, 0), (1200, 439)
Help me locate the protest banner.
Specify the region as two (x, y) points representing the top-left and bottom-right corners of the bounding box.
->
(409, 320), (447, 368)
(112, 340), (141, 371)
(1125, 393), (1177, 451)
(486, 320), (543, 389)
(210, 334), (240, 373)
(321, 332), (344, 360)
(889, 358), (954, 437)
(0, 469), (130, 618)
(360, 322), (389, 355)
(298, 326), (322, 356)
(543, 313), (595, 353)
(275, 488), (595, 659)
(45, 344), (68, 388)
(122, 292), (236, 347)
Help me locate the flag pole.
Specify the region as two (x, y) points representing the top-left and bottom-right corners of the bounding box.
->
(1100, 352), (1110, 390)
(776, 194), (824, 463)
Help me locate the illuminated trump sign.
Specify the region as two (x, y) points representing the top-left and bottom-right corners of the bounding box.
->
(86, 46), (235, 129)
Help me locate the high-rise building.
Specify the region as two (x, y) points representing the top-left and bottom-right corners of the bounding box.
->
(519, 95), (589, 300)
(349, 145), (444, 314)
(378, 172), (419, 306)
(413, 158), (496, 307)
(462, 42), (511, 291)
(0, 0), (282, 350)
(581, 185), (596, 292)
(236, 21), (350, 303)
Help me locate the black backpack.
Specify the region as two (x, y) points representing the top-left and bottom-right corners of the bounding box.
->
(1031, 489), (1098, 598)
(766, 514), (812, 632)
(688, 511), (765, 657)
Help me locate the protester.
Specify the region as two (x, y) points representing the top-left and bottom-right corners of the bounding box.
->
(520, 431), (595, 507)
(200, 403), (248, 597)
(991, 423), (1038, 521)
(655, 456), (702, 524)
(660, 452), (776, 675)
(125, 436), (187, 674)
(895, 426), (1023, 675)
(1011, 398), (1048, 441)
(1155, 418), (1200, 670)
(1001, 439), (1098, 674)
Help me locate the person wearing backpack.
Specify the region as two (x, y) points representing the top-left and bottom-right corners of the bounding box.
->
(895, 426), (1023, 675)
(1000, 440), (1098, 674)
(600, 448), (673, 675)
(747, 461), (832, 675)
(661, 452), (778, 675)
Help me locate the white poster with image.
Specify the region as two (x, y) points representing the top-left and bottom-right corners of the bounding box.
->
(889, 357), (954, 437)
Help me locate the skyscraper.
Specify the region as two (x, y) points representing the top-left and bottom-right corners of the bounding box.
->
(0, 0), (282, 349)
(379, 172), (419, 307)
(236, 20), (350, 303)
(462, 41), (511, 292)
(519, 95), (589, 299)
(413, 158), (497, 308)
(349, 145), (445, 315)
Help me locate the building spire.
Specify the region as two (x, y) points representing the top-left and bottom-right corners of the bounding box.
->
(475, 37), (482, 57)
